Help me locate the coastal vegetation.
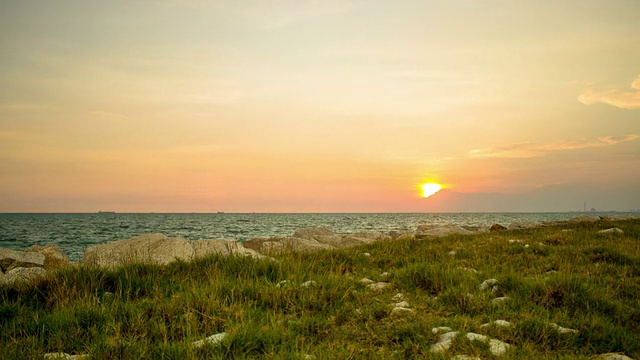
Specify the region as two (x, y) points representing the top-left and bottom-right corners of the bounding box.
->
(1, 219), (639, 359)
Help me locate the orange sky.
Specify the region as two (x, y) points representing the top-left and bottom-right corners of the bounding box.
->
(1, 1), (639, 212)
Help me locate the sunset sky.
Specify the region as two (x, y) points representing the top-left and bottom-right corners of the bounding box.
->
(1, 0), (639, 213)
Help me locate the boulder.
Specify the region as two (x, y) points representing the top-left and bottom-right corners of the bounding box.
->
(1, 267), (47, 285)
(430, 331), (459, 353)
(292, 227), (334, 239)
(25, 244), (72, 270)
(490, 223), (507, 231)
(416, 225), (474, 238)
(82, 234), (195, 268)
(0, 249), (45, 272)
(243, 237), (334, 255)
(192, 332), (227, 348)
(191, 239), (264, 259)
(43, 353), (90, 360)
(570, 216), (601, 223)
(599, 228), (624, 235)
(509, 222), (540, 230)
(595, 354), (635, 360)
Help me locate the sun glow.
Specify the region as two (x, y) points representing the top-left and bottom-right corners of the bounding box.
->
(421, 183), (443, 198)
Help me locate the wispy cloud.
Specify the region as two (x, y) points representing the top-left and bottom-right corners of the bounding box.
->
(469, 134), (640, 159)
(578, 76), (640, 110)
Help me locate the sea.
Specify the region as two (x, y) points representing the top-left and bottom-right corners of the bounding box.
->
(0, 212), (634, 261)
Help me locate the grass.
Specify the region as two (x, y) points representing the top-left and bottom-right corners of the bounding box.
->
(1, 219), (639, 359)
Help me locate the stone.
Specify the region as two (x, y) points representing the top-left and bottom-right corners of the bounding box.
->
(192, 239), (264, 259)
(391, 306), (414, 315)
(192, 332), (227, 348)
(479, 279), (498, 291)
(359, 278), (374, 285)
(429, 331), (459, 353)
(491, 297), (510, 305)
(416, 225), (475, 238)
(508, 239), (523, 244)
(243, 237), (333, 254)
(448, 251), (457, 257)
(508, 222), (540, 230)
(0, 267), (47, 285)
(43, 353), (90, 360)
(599, 228), (624, 234)
(0, 249), (45, 272)
(490, 223), (507, 231)
(367, 282), (390, 291)
(466, 333), (511, 356)
(25, 244), (73, 270)
(480, 320), (513, 328)
(301, 280), (316, 287)
(293, 227), (334, 239)
(431, 326), (452, 334)
(82, 234), (195, 268)
(391, 293), (404, 302)
(548, 323), (579, 334)
(362, 252), (371, 257)
(276, 280), (292, 288)
(452, 356), (482, 360)
(394, 301), (410, 308)
(380, 272), (390, 278)
(595, 354), (635, 360)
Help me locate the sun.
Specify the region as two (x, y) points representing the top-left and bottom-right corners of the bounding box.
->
(421, 183), (443, 198)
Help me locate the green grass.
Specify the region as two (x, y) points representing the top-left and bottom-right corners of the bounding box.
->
(1, 219), (639, 359)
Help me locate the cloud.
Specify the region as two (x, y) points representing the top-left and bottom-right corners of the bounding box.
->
(578, 76), (640, 110)
(469, 134), (639, 159)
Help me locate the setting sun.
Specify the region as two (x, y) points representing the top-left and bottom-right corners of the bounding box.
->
(421, 183), (443, 198)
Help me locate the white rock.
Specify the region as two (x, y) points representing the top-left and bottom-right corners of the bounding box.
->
(429, 331), (459, 353)
(524, 244), (530, 248)
(83, 234), (195, 268)
(0, 267), (47, 285)
(480, 320), (513, 328)
(391, 293), (404, 302)
(431, 326), (452, 334)
(276, 280), (292, 288)
(304, 355), (316, 360)
(452, 356), (482, 360)
(301, 280), (316, 288)
(25, 244), (73, 270)
(466, 332), (488, 342)
(192, 239), (264, 259)
(359, 278), (374, 285)
(192, 332), (227, 348)
(466, 333), (511, 356)
(449, 251), (457, 257)
(362, 252), (371, 257)
(479, 279), (498, 291)
(491, 296), (510, 305)
(548, 323), (579, 334)
(508, 239), (523, 244)
(391, 307), (415, 315)
(394, 301), (410, 308)
(368, 282), (390, 291)
(380, 272), (390, 277)
(596, 353), (635, 360)
(599, 228), (624, 234)
(43, 353), (90, 360)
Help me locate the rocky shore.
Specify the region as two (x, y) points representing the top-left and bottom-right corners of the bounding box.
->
(1, 215), (634, 286)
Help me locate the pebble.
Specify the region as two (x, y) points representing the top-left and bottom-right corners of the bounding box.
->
(391, 293), (404, 302)
(491, 296), (510, 305)
(359, 278), (374, 285)
(367, 282), (390, 291)
(431, 326), (453, 334)
(548, 323), (579, 334)
(479, 279), (498, 291)
(301, 281), (316, 288)
(429, 331), (459, 353)
(480, 319), (513, 328)
(192, 332), (227, 348)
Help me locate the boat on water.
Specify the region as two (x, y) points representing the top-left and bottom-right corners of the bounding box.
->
(97, 211), (116, 214)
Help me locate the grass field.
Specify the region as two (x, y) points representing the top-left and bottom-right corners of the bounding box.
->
(2, 219), (639, 359)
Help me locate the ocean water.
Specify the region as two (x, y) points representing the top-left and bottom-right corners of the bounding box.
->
(0, 212), (630, 261)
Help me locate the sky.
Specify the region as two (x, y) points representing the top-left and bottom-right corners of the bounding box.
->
(1, 0), (639, 213)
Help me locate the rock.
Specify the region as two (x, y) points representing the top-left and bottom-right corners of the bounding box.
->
(0, 267), (47, 285)
(192, 332), (227, 348)
(380, 272), (390, 278)
(43, 353), (90, 360)
(429, 331), (459, 353)
(301, 280), (316, 287)
(480, 319), (513, 328)
(466, 333), (511, 356)
(304, 355), (316, 360)
(0, 249), (45, 272)
(459, 267), (478, 273)
(594, 353), (635, 360)
(490, 223), (508, 231)
(509, 222), (540, 230)
(508, 239), (523, 244)
(391, 306), (414, 315)
(362, 252), (371, 257)
(491, 296), (510, 305)
(367, 282), (390, 291)
(479, 279), (498, 291)
(599, 228), (624, 234)
(548, 323), (579, 334)
(561, 229), (574, 232)
(82, 234), (195, 268)
(416, 225), (475, 238)
(431, 326), (452, 334)
(452, 356), (482, 360)
(293, 227), (334, 239)
(391, 293), (404, 302)
(394, 301), (410, 308)
(276, 280), (292, 288)
(359, 278), (374, 285)
(448, 251), (457, 257)
(243, 237), (333, 254)
(25, 244), (72, 270)
(192, 239), (264, 259)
